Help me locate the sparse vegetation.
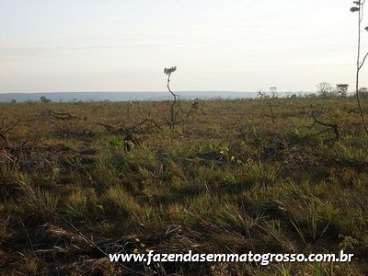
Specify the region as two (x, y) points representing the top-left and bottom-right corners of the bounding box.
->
(0, 96), (368, 275)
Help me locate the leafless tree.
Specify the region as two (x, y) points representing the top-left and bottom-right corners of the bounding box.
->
(258, 90), (276, 123)
(316, 82), (333, 97)
(164, 66), (178, 129)
(351, 0), (368, 135)
(270, 86), (278, 98)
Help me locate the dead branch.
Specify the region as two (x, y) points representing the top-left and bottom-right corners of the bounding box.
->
(57, 219), (145, 275)
(48, 110), (81, 121)
(0, 132), (7, 145)
(309, 106), (340, 141)
(0, 119), (21, 146)
(97, 122), (121, 134)
(97, 118), (163, 150)
(98, 118), (161, 136)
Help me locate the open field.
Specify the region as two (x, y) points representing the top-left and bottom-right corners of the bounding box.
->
(0, 97), (368, 275)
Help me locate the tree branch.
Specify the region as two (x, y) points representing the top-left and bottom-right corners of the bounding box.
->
(359, 51), (368, 69)
(310, 110), (340, 141)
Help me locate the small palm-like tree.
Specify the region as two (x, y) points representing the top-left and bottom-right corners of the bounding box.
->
(164, 66), (178, 129)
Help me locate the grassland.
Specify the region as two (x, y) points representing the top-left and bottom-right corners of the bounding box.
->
(0, 97), (367, 275)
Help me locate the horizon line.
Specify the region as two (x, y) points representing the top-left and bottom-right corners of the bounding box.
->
(0, 90), (310, 94)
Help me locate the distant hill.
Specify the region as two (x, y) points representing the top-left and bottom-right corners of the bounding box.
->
(0, 91), (259, 102)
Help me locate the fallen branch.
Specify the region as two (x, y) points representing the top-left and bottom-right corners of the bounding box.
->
(48, 110), (81, 121)
(309, 106), (340, 141)
(98, 118), (163, 150)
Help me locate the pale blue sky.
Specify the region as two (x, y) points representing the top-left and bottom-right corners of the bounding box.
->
(0, 0), (366, 92)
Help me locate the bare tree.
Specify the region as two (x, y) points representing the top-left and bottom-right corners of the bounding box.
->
(164, 66), (178, 129)
(258, 90), (276, 123)
(351, 0), (368, 135)
(316, 82), (333, 97)
(270, 86), (278, 98)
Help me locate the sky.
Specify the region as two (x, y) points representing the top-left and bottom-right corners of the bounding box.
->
(0, 0), (367, 93)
